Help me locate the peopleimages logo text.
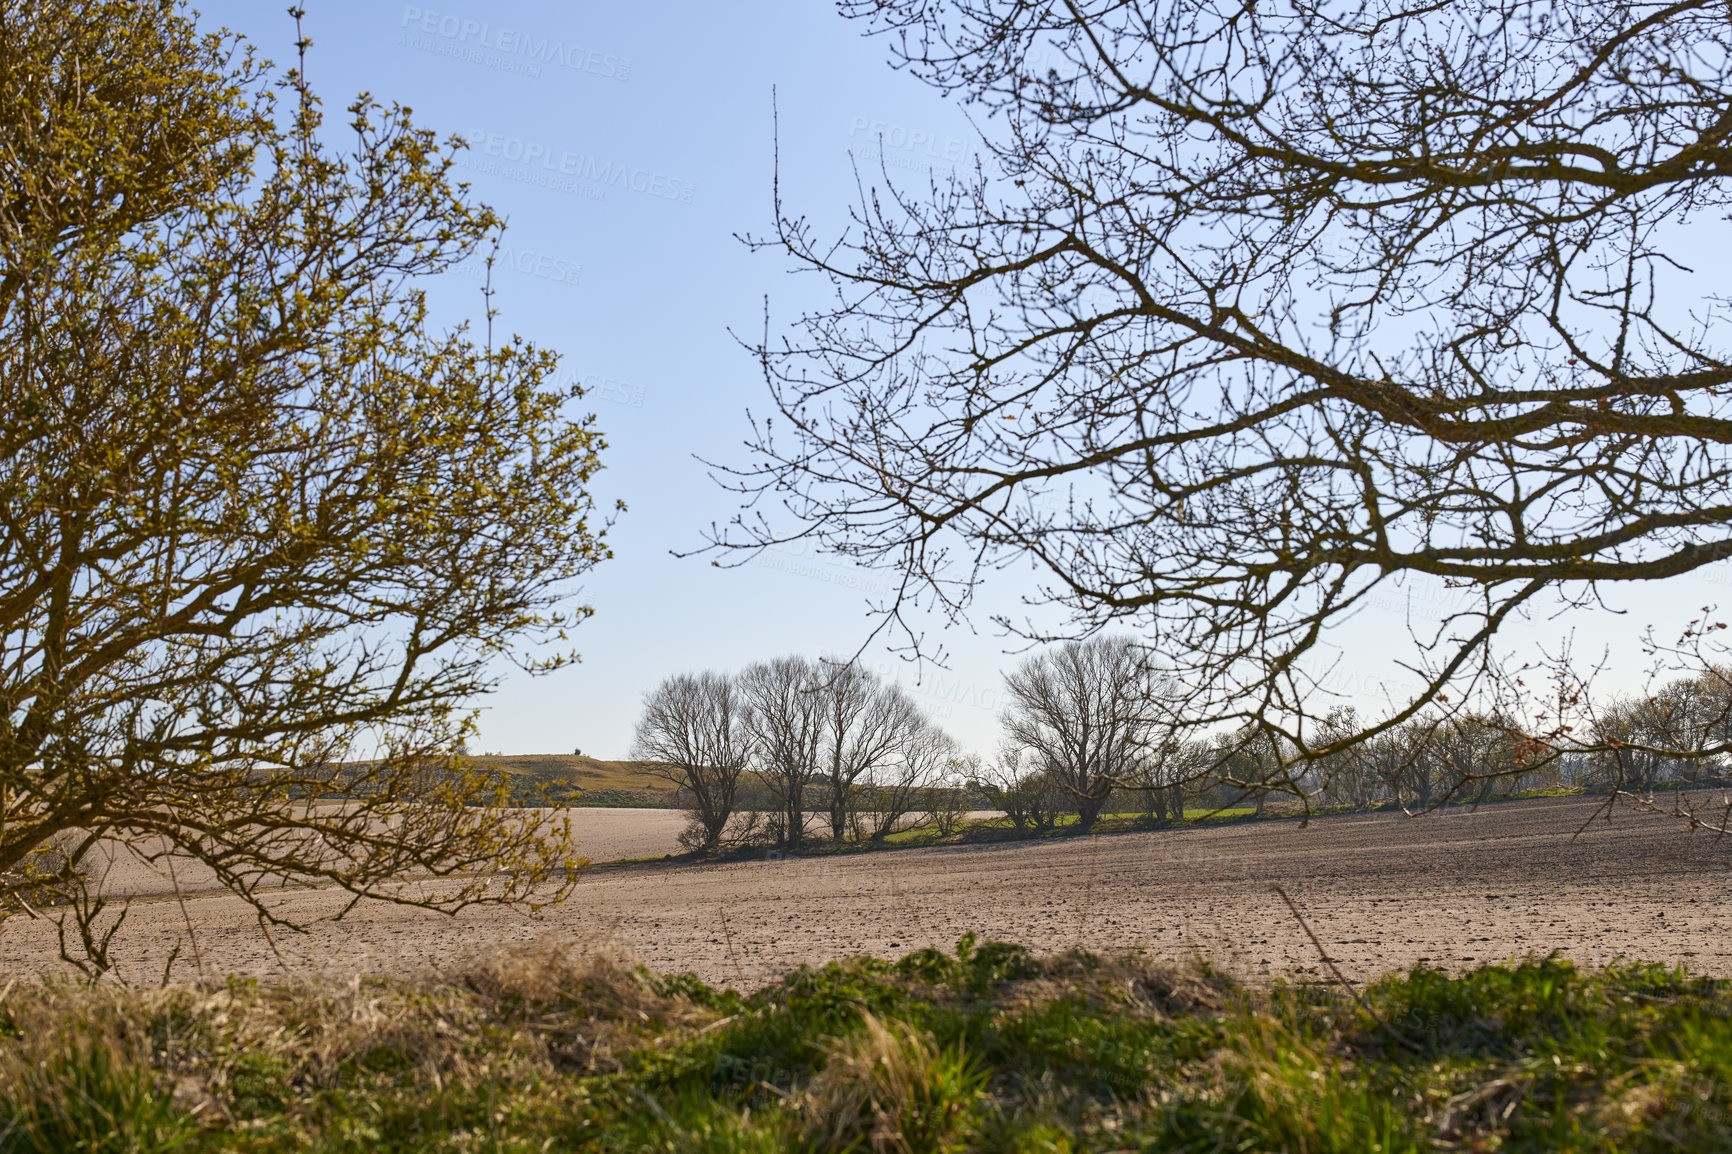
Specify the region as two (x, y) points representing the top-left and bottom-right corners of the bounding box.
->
(451, 243), (583, 288)
(847, 116), (973, 163)
(464, 130), (696, 204)
(401, 7), (631, 80)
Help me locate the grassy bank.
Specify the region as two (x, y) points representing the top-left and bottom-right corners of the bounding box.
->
(1, 938), (1728, 1152)
(463, 756), (681, 809)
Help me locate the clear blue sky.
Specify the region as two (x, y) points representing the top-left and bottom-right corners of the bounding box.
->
(190, 1), (1724, 759)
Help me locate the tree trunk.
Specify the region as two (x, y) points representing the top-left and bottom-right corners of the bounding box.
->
(1076, 791), (1107, 831)
(829, 778), (847, 841)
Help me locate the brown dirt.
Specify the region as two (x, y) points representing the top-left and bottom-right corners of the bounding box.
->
(70, 806), (693, 902)
(3, 795), (1727, 988)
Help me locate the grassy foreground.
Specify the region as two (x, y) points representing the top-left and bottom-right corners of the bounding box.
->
(0, 939), (1727, 1153)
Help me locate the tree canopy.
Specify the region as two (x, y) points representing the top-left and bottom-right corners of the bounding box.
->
(722, 0), (1732, 768)
(0, 1), (611, 969)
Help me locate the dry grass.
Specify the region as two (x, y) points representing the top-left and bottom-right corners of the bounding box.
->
(798, 1013), (984, 1154)
(0, 935), (1726, 1152)
(0, 935), (714, 1146)
(983, 949), (1238, 1022)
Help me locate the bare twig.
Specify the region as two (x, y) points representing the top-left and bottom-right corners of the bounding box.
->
(719, 906), (746, 988)
(165, 845), (206, 979)
(1271, 883), (1422, 1053)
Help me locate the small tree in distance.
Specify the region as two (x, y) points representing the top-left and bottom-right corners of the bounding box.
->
(862, 716), (954, 840)
(1128, 734), (1210, 823)
(630, 672), (751, 851)
(1002, 637), (1167, 831)
(739, 657), (827, 848)
(923, 757), (974, 837)
(974, 749), (1061, 834)
(815, 663), (928, 842)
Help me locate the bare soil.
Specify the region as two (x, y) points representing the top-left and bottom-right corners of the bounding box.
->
(3, 796), (1727, 988)
(72, 806), (693, 901)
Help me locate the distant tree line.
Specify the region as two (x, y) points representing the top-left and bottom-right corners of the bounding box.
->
(1293, 667), (1732, 810)
(635, 635), (1732, 852)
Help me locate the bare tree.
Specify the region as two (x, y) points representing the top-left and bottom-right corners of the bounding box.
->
(973, 748), (1059, 834)
(922, 755), (974, 836)
(718, 0), (1732, 786)
(1591, 668), (1732, 795)
(1136, 735), (1212, 822)
(1305, 708), (1387, 808)
(630, 672), (752, 851)
(740, 657), (826, 848)
(1001, 636), (1164, 830)
(815, 663), (927, 841)
(863, 719), (954, 840)
(1393, 725), (1443, 809)
(1211, 727), (1288, 817)
(1434, 714), (1542, 802)
(1119, 703), (1220, 821)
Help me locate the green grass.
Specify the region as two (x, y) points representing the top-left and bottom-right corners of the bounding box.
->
(465, 755), (678, 808)
(1, 938), (1728, 1151)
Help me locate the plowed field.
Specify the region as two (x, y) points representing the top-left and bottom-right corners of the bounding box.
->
(3, 796), (1726, 987)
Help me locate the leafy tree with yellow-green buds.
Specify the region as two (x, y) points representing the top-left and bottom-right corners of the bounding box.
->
(0, 1), (612, 973)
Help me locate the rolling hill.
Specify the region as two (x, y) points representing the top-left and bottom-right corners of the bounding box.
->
(466, 754), (678, 807)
